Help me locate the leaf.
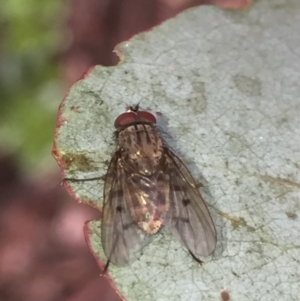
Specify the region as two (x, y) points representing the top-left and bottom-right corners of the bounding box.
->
(53, 1), (300, 300)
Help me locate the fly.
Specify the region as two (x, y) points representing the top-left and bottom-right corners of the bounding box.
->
(64, 104), (216, 271)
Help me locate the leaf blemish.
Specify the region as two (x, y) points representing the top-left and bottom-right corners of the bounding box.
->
(61, 152), (98, 172)
(285, 212), (297, 220)
(218, 211), (255, 231)
(70, 105), (82, 113)
(233, 74), (262, 97)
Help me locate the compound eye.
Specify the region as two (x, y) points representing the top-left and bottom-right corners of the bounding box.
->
(114, 112), (137, 128)
(136, 111), (157, 124)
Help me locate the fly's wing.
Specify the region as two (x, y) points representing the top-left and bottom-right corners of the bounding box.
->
(164, 148), (217, 259)
(101, 154), (150, 266)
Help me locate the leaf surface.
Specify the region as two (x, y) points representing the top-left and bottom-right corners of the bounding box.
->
(53, 1), (300, 300)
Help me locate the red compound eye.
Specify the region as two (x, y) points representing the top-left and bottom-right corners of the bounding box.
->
(114, 112), (137, 128)
(136, 111), (157, 124)
(114, 109), (157, 128)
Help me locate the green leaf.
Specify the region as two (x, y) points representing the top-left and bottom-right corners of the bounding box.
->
(53, 1), (300, 300)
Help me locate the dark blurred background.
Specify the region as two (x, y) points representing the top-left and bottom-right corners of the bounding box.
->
(0, 1), (248, 300)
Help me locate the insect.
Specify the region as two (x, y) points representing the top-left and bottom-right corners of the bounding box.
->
(65, 104), (216, 270)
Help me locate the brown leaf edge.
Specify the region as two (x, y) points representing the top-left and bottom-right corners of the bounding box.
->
(51, 65), (102, 209)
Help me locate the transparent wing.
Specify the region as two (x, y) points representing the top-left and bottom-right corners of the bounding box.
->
(101, 154), (150, 266)
(164, 148), (217, 258)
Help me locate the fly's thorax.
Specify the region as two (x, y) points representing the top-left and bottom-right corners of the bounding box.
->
(117, 123), (163, 175)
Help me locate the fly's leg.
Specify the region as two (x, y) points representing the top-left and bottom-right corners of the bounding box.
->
(195, 182), (204, 189)
(188, 250), (203, 265)
(100, 260), (110, 276)
(62, 175), (106, 184)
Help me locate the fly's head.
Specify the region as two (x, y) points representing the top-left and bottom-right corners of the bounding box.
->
(114, 104), (156, 128)
(114, 106), (163, 176)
